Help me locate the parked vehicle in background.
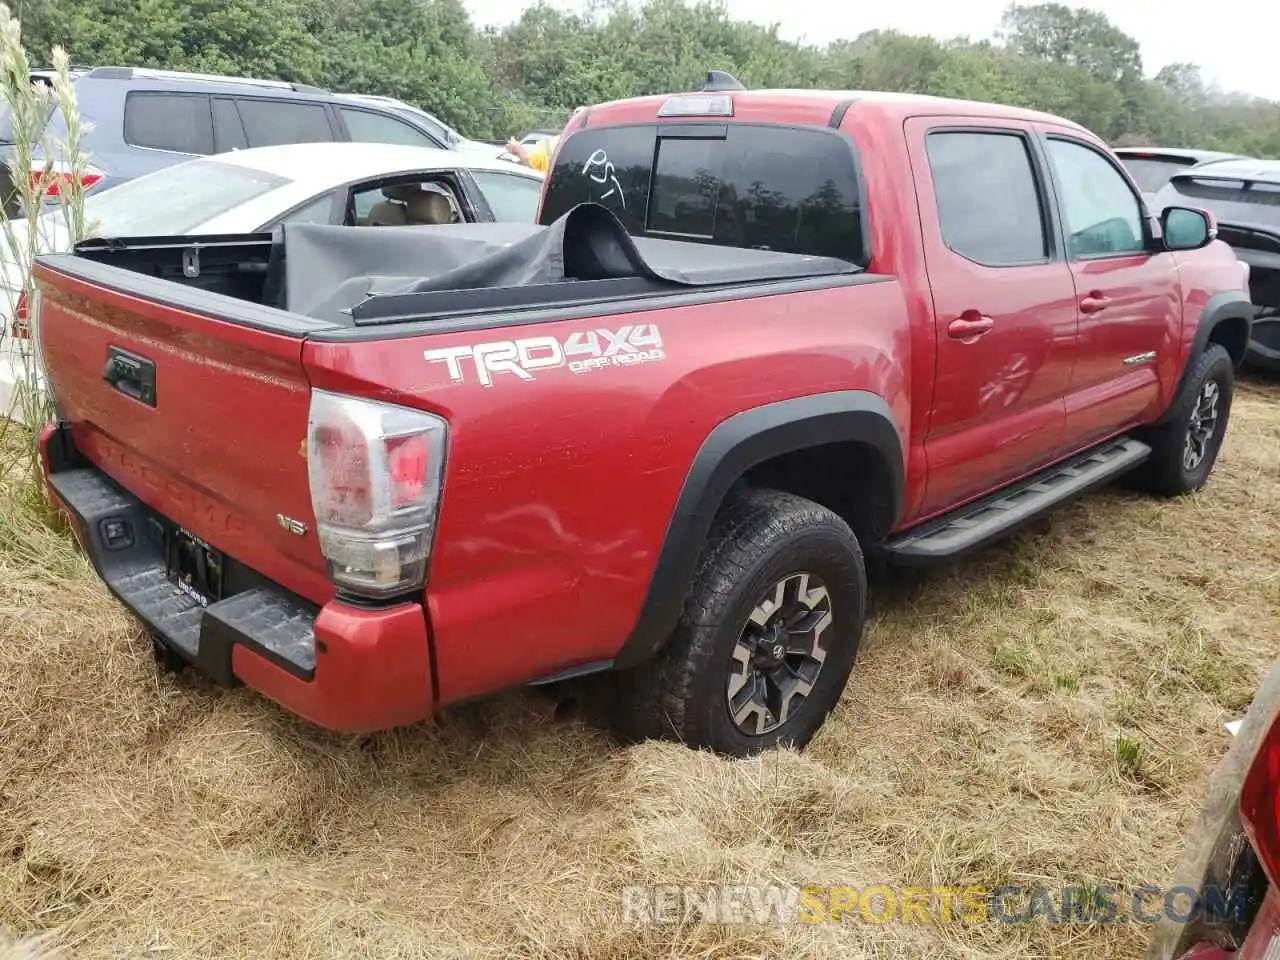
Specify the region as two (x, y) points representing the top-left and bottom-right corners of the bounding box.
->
(1115, 147), (1250, 201)
(28, 78), (1251, 756)
(1146, 660), (1280, 960)
(333, 92), (506, 159)
(1151, 159), (1280, 374)
(1, 141), (544, 419)
(521, 129), (560, 147)
(0, 65), (507, 218)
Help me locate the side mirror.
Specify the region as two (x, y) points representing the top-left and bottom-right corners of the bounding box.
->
(1162, 206), (1217, 251)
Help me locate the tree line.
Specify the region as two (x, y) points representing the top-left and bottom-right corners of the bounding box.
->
(15, 0), (1280, 157)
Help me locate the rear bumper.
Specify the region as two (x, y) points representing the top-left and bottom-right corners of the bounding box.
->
(39, 423), (434, 733)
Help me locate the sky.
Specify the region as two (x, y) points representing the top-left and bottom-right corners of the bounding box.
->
(462, 0), (1279, 104)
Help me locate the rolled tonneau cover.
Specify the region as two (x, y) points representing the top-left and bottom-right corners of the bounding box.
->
(281, 202), (860, 322)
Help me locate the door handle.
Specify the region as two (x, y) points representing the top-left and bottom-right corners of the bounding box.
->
(1080, 293), (1112, 314)
(948, 313), (995, 339)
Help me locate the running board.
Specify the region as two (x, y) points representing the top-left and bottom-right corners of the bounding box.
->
(884, 436), (1151, 565)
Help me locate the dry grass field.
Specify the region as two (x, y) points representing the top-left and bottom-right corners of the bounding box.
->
(1, 378), (1278, 960)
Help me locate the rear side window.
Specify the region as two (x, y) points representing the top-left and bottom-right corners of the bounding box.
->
(124, 93), (214, 155)
(212, 98), (248, 151)
(235, 99), (334, 147)
(339, 108), (437, 147)
(540, 124), (866, 264)
(925, 131), (1048, 266)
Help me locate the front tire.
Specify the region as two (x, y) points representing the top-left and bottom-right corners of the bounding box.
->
(1131, 344), (1234, 497)
(607, 488), (867, 757)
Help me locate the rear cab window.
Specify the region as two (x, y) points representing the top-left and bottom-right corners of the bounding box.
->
(540, 122), (867, 265)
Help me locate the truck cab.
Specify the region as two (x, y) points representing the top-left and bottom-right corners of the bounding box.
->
(538, 78), (1253, 520)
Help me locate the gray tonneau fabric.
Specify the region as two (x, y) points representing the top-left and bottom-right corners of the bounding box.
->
(281, 202), (859, 323)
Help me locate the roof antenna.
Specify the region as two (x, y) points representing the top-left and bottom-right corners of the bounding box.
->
(703, 70), (745, 93)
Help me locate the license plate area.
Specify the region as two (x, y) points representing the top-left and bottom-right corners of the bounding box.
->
(152, 516), (224, 606)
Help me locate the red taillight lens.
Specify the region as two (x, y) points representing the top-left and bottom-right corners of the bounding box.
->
(306, 391), (447, 599)
(11, 291), (29, 339)
(313, 421), (373, 526)
(386, 434), (430, 507)
(28, 169), (102, 198)
(1239, 709), (1280, 888)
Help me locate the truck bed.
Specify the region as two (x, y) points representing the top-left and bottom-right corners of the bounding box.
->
(57, 202), (871, 335)
(31, 198), (908, 724)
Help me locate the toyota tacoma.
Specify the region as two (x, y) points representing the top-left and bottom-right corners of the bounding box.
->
(28, 81), (1254, 756)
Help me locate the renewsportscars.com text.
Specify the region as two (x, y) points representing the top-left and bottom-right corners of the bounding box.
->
(620, 883), (1247, 926)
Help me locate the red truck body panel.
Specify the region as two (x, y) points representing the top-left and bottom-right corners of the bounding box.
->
(38, 271), (332, 605)
(303, 280), (910, 703)
(31, 87), (1253, 732)
(229, 601), (433, 732)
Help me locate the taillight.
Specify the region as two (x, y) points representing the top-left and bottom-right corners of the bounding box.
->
(11, 291), (29, 339)
(1239, 708), (1280, 888)
(306, 390), (447, 599)
(28, 168), (103, 198)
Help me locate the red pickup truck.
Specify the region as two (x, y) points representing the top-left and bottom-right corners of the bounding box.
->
(30, 81), (1253, 756)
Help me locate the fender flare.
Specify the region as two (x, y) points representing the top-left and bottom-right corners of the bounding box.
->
(610, 390), (905, 669)
(1158, 291), (1254, 424)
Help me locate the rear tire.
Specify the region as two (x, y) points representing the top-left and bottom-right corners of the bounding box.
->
(1130, 345), (1234, 498)
(604, 488), (867, 757)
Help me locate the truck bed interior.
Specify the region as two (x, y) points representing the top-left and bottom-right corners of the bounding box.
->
(54, 202), (871, 329)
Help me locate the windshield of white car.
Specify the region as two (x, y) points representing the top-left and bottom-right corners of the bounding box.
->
(81, 159), (290, 237)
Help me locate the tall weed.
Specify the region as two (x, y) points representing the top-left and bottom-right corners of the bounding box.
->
(0, 4), (93, 488)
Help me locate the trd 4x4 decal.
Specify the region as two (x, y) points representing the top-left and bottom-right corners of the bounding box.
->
(424, 324), (664, 387)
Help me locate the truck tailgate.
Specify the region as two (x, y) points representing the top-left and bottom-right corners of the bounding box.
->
(34, 263), (331, 607)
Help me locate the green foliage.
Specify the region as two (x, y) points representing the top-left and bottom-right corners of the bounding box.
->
(12, 0), (1280, 152)
(998, 2), (1142, 85)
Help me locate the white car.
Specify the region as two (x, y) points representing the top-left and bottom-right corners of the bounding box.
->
(0, 141), (546, 422)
